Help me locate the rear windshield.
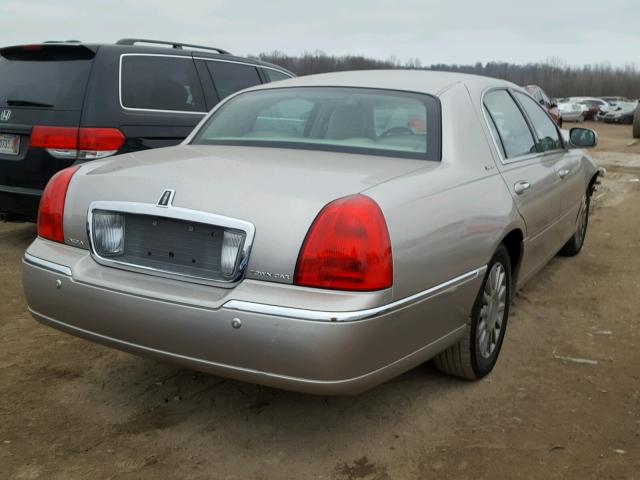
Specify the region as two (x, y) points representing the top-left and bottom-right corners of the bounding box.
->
(192, 87), (441, 160)
(0, 46), (94, 110)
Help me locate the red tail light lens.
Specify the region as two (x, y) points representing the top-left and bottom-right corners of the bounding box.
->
(294, 194), (393, 291)
(31, 126), (124, 159)
(78, 128), (125, 151)
(38, 166), (80, 243)
(31, 126), (78, 149)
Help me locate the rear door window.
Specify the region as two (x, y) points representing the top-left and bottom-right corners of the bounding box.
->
(514, 92), (562, 152)
(120, 55), (206, 112)
(205, 61), (262, 100)
(484, 90), (536, 159)
(0, 45), (94, 111)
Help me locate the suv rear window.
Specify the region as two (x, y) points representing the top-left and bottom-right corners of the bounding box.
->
(205, 61), (262, 100)
(192, 87), (441, 160)
(121, 55), (205, 112)
(0, 45), (94, 110)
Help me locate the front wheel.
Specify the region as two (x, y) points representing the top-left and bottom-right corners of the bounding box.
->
(434, 245), (511, 380)
(558, 191), (590, 256)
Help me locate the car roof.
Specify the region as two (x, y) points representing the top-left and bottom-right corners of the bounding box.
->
(2, 41), (294, 75)
(102, 44), (292, 73)
(245, 69), (518, 97)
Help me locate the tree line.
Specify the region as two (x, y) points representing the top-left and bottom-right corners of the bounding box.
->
(255, 51), (640, 99)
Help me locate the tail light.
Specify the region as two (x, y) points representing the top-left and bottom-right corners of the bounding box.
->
(294, 194), (392, 291)
(38, 166), (80, 243)
(31, 126), (125, 160)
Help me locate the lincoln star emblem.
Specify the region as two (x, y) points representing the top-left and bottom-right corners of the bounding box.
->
(0, 109), (11, 122)
(157, 189), (175, 207)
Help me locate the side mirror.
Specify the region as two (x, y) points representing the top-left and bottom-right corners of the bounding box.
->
(569, 127), (598, 148)
(549, 102), (558, 109)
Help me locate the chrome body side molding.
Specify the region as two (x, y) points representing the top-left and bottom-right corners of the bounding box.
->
(23, 252), (72, 277)
(225, 266), (486, 322)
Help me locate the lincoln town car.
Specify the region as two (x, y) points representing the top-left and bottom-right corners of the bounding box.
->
(22, 71), (601, 394)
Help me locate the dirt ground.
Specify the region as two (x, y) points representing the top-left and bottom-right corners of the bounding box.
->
(1, 122), (639, 479)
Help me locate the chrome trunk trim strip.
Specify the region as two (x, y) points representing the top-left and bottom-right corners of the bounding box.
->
(224, 266), (486, 322)
(87, 200), (256, 288)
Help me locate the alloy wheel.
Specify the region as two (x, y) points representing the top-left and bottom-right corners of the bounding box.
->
(477, 262), (507, 359)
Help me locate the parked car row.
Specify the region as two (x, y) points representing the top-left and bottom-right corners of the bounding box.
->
(20, 66), (603, 394)
(0, 39), (294, 220)
(554, 95), (638, 124)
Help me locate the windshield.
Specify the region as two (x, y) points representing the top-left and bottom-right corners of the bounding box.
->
(192, 87), (441, 160)
(0, 46), (94, 110)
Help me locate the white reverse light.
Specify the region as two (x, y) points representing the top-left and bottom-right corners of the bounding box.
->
(93, 211), (125, 256)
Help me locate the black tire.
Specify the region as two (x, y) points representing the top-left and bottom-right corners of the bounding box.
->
(559, 191), (590, 257)
(633, 105), (640, 139)
(434, 245), (511, 380)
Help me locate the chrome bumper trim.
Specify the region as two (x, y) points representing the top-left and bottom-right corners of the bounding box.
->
(225, 266), (486, 322)
(23, 253), (72, 276)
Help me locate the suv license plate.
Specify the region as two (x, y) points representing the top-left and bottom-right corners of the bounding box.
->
(0, 134), (20, 155)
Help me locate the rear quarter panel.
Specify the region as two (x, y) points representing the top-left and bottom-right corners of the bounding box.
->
(365, 83), (524, 301)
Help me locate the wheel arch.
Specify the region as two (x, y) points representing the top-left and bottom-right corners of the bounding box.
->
(500, 228), (524, 286)
(588, 168), (603, 197)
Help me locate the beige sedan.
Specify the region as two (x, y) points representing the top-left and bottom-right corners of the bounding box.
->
(23, 71), (601, 394)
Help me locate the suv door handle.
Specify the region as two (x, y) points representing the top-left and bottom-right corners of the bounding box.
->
(558, 168), (570, 179)
(514, 181), (531, 195)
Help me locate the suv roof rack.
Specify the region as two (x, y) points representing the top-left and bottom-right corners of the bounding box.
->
(115, 38), (231, 55)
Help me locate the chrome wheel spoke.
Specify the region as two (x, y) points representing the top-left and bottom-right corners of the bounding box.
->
(498, 285), (507, 302)
(477, 261), (508, 359)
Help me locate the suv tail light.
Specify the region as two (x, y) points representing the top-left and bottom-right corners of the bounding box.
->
(31, 126), (125, 160)
(38, 166), (80, 243)
(294, 194), (393, 291)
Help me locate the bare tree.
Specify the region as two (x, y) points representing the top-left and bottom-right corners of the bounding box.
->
(255, 51), (640, 98)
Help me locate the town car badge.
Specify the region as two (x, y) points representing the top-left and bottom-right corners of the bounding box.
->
(157, 189), (175, 207)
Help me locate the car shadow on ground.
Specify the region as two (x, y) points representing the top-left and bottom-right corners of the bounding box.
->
(42, 343), (469, 442)
(0, 221), (37, 249)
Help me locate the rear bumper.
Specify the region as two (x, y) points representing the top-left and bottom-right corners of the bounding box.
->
(22, 243), (483, 395)
(0, 187), (41, 219)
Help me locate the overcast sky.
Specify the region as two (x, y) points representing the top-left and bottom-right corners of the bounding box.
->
(0, 0), (638, 67)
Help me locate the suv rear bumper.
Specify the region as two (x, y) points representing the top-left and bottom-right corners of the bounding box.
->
(22, 242), (483, 395)
(0, 187), (41, 219)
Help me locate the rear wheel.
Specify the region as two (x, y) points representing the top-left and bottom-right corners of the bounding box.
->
(559, 191), (590, 256)
(434, 245), (511, 380)
(633, 106), (640, 138)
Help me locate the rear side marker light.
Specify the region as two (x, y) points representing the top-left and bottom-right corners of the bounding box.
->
(31, 126), (125, 160)
(38, 166), (80, 243)
(294, 194), (393, 291)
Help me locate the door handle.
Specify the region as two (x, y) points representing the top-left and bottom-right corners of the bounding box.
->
(514, 181), (531, 195)
(558, 168), (570, 179)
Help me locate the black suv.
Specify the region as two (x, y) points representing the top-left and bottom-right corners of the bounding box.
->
(0, 39), (294, 220)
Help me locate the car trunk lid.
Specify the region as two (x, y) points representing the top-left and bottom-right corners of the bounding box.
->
(65, 144), (435, 286)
